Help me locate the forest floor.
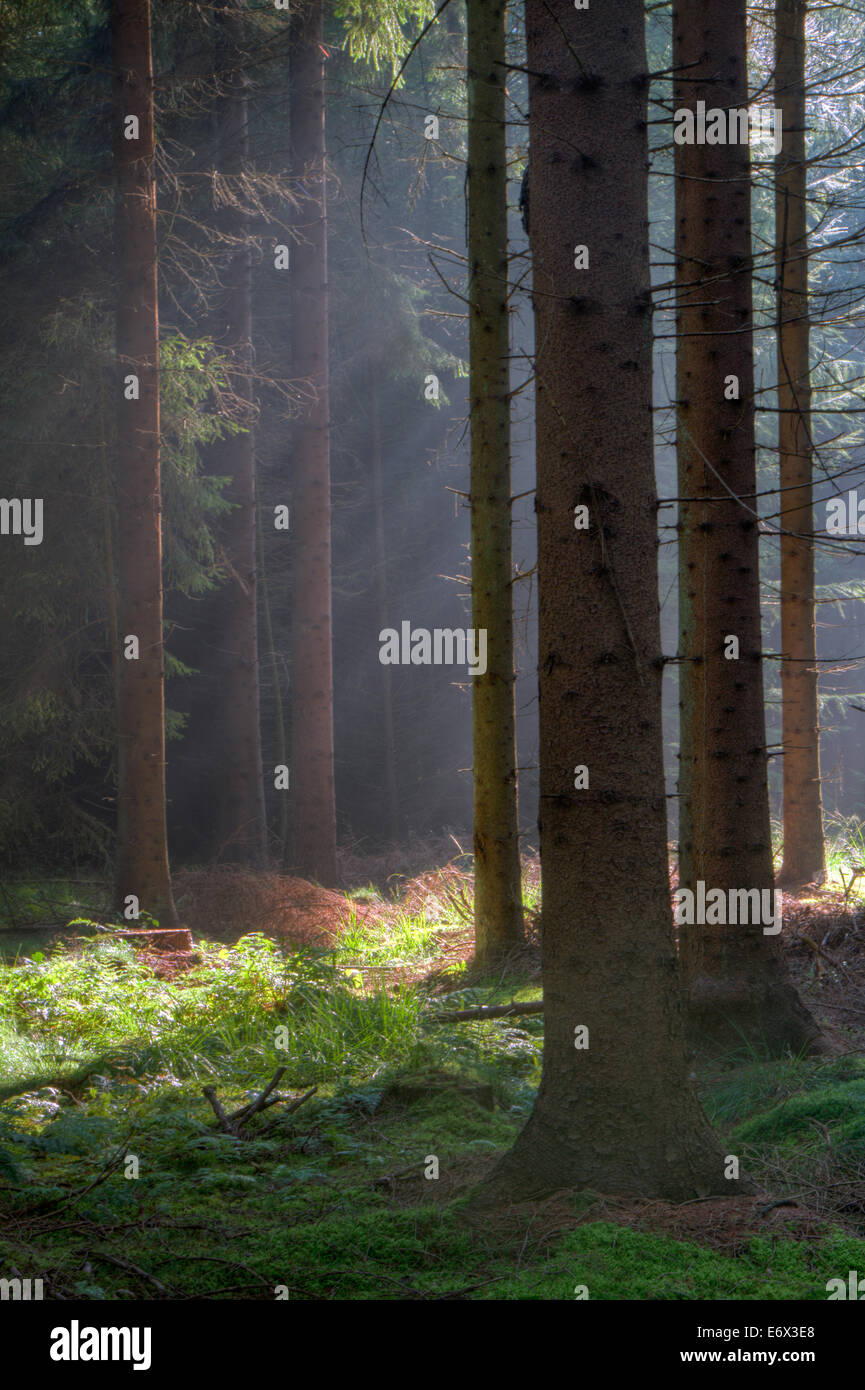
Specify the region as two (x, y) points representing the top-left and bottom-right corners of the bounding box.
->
(2, 841), (865, 1299)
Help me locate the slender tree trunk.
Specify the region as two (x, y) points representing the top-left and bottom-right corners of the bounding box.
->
(775, 0), (824, 888)
(475, 0), (731, 1205)
(257, 482), (289, 864)
(289, 0), (337, 885)
(111, 0), (178, 927)
(369, 364), (400, 844)
(467, 0), (524, 965)
(209, 0), (267, 866)
(98, 374), (120, 711)
(674, 0), (823, 1052)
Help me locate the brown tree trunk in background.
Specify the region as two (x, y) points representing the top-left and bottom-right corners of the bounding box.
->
(467, 0), (524, 966)
(775, 0), (824, 888)
(111, 0), (178, 927)
(475, 0), (730, 1205)
(674, 0), (823, 1053)
(289, 0), (337, 885)
(257, 487), (289, 864)
(209, 0), (267, 866)
(98, 375), (120, 711)
(369, 364), (400, 844)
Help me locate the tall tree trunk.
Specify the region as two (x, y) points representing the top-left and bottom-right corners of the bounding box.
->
(209, 0), (267, 866)
(289, 0), (337, 885)
(369, 363), (400, 844)
(475, 0), (730, 1205)
(467, 0), (524, 964)
(257, 483), (289, 864)
(775, 0), (824, 888)
(111, 0), (178, 927)
(674, 0), (822, 1052)
(98, 374), (120, 712)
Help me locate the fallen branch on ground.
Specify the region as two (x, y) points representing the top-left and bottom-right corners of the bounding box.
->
(21, 1134), (136, 1216)
(798, 934), (853, 982)
(202, 1071), (317, 1137)
(429, 1000), (543, 1023)
(88, 1248), (172, 1296)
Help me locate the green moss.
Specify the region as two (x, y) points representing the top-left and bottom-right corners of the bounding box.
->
(733, 1078), (865, 1142)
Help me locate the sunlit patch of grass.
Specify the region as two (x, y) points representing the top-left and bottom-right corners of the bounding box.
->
(823, 812), (865, 903)
(522, 882), (541, 916)
(0, 933), (424, 1092)
(336, 907), (441, 968)
(436, 957), (468, 982)
(0, 1013), (79, 1095)
(344, 883), (384, 905)
(770, 811), (865, 903)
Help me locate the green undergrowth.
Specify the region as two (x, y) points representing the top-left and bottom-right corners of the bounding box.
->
(336, 906), (442, 968)
(703, 1055), (865, 1205)
(1, 915), (865, 1298)
(788, 811), (865, 904)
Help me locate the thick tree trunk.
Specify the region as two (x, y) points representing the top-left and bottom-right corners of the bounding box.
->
(467, 0), (524, 965)
(208, 0), (267, 866)
(289, 0), (337, 885)
(475, 0), (732, 1205)
(111, 0), (178, 928)
(775, 0), (824, 888)
(674, 0), (823, 1053)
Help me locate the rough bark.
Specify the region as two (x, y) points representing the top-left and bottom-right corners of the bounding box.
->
(474, 0), (733, 1206)
(111, 0), (178, 928)
(467, 0), (524, 964)
(673, 0), (823, 1053)
(209, 0), (267, 866)
(289, 0), (337, 885)
(775, 0), (825, 888)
